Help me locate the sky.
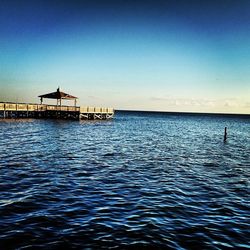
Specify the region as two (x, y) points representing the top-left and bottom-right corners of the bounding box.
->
(0, 0), (250, 113)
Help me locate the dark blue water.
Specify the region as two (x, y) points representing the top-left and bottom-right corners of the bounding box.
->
(1, 111), (250, 249)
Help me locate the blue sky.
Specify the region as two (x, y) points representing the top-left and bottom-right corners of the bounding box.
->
(0, 0), (250, 113)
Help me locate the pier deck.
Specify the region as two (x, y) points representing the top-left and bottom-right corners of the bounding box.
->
(0, 102), (114, 120)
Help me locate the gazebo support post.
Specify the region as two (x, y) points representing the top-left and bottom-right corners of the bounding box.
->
(59, 98), (62, 117)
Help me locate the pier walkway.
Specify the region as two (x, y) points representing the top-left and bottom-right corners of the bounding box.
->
(0, 102), (114, 120)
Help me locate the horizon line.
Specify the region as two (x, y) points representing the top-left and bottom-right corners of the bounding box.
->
(116, 109), (250, 116)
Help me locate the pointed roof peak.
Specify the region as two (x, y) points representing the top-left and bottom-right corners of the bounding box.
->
(39, 88), (78, 100)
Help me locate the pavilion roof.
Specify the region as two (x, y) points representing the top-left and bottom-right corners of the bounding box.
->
(38, 88), (78, 100)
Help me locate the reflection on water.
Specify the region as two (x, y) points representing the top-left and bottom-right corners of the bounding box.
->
(0, 112), (249, 249)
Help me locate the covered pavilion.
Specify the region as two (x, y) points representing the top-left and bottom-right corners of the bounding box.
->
(38, 88), (78, 106)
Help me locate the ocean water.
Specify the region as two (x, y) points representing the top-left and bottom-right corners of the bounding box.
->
(0, 111), (249, 249)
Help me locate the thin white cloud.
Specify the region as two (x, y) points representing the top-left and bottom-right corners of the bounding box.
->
(150, 96), (217, 107)
(149, 96), (250, 112)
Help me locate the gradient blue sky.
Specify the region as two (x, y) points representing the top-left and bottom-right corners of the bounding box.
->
(1, 0), (250, 113)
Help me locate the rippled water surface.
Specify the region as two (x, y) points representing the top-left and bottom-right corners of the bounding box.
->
(1, 111), (250, 249)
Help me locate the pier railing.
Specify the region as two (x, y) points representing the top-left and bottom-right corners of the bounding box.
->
(0, 103), (80, 112)
(80, 107), (114, 113)
(0, 102), (114, 114)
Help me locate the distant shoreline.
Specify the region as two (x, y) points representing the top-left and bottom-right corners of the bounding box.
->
(116, 109), (250, 118)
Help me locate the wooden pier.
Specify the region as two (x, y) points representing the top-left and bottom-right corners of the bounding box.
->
(0, 88), (114, 120)
(0, 102), (114, 120)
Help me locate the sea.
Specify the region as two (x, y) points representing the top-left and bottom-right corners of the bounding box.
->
(0, 111), (249, 249)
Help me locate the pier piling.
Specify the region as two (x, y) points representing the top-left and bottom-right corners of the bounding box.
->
(224, 127), (227, 142)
